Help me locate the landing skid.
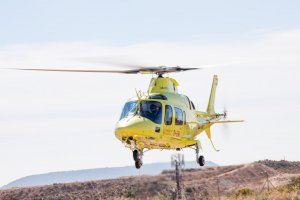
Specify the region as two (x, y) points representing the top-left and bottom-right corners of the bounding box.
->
(131, 141), (206, 169)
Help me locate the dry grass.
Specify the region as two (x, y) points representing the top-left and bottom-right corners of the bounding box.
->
(226, 177), (300, 200)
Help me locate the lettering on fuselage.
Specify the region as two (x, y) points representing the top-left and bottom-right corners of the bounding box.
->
(163, 129), (180, 137)
(163, 129), (172, 135)
(173, 130), (180, 137)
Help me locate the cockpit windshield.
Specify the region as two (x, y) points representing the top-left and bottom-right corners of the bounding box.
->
(119, 101), (137, 120)
(139, 100), (162, 124)
(119, 100), (162, 124)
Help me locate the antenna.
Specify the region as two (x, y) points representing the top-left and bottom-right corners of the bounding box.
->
(259, 171), (275, 193)
(171, 153), (185, 199)
(217, 178), (220, 200)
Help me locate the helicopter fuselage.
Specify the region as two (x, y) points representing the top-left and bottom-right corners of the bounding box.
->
(115, 76), (221, 151)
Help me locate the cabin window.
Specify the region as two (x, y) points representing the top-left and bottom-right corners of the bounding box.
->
(175, 107), (184, 125)
(165, 105), (173, 125)
(140, 101), (162, 124)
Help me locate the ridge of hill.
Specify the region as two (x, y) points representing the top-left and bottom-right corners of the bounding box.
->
(0, 160), (299, 200)
(2, 161), (217, 189)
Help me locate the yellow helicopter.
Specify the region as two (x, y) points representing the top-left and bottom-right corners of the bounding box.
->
(15, 65), (243, 169)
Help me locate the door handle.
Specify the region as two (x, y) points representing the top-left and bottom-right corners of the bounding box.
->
(155, 127), (160, 133)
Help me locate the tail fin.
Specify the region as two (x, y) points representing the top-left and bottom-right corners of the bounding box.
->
(206, 75), (218, 115)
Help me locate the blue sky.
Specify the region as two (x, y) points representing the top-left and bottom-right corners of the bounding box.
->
(0, 0), (299, 187)
(1, 0), (299, 45)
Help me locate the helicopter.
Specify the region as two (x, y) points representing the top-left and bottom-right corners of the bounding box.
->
(14, 65), (243, 169)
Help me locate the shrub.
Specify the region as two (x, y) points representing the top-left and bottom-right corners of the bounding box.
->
(185, 187), (194, 193)
(151, 192), (169, 200)
(124, 187), (136, 198)
(234, 188), (253, 198)
(286, 177), (300, 191)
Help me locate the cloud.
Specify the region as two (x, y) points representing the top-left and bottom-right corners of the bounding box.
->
(0, 29), (299, 68)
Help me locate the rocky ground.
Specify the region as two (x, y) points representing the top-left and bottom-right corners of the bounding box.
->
(0, 160), (299, 200)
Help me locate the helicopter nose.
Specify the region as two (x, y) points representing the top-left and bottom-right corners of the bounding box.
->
(115, 116), (159, 140)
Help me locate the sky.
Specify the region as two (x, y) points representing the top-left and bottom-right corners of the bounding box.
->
(0, 0), (300, 186)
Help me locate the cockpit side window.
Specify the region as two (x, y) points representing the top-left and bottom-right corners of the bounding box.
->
(165, 105), (173, 125)
(175, 107), (183, 125)
(140, 101), (162, 124)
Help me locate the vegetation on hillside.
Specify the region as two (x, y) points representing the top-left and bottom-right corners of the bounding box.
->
(226, 177), (300, 200)
(257, 159), (300, 174)
(0, 160), (299, 200)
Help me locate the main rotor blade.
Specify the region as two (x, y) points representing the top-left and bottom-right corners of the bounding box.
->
(10, 66), (200, 75)
(11, 68), (141, 74)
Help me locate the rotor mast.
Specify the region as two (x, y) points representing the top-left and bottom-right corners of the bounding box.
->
(147, 75), (179, 94)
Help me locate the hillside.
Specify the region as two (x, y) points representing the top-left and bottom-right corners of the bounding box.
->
(0, 160), (299, 200)
(2, 161), (217, 189)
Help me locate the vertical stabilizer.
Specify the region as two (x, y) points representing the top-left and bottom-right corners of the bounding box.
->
(206, 75), (218, 114)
